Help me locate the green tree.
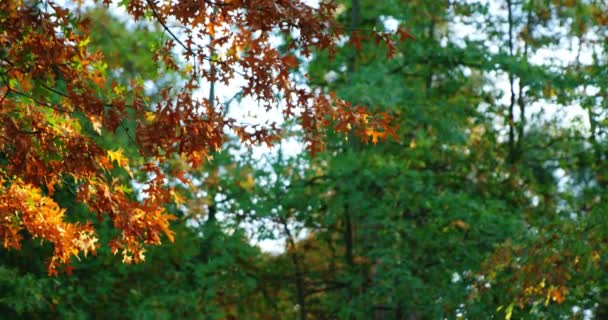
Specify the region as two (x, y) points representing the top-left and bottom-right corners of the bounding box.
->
(236, 0), (608, 319)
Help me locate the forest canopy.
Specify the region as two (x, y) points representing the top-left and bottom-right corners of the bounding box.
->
(1, 0), (608, 319)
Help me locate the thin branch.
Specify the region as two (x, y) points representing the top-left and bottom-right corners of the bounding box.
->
(5, 85), (71, 114)
(208, 6), (217, 109)
(515, 7), (531, 157)
(279, 215), (308, 320)
(144, 0), (194, 56)
(506, 0), (517, 164)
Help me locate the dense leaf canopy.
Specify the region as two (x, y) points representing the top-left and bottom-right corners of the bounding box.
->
(0, 0), (398, 275)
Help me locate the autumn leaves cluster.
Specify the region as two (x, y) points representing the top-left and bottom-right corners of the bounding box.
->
(0, 0), (402, 275)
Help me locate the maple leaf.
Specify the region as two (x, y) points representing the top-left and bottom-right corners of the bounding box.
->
(397, 26), (415, 41)
(72, 229), (98, 258)
(365, 128), (387, 144)
(170, 190), (186, 205)
(282, 54), (299, 69)
(107, 149), (128, 167)
(106, 149), (134, 177)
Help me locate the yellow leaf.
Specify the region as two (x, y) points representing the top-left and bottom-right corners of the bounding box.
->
(505, 303), (514, 320)
(124, 164), (134, 178)
(113, 84), (125, 95)
(543, 84), (556, 98)
(409, 139), (417, 149)
(545, 287), (552, 306)
(171, 190), (186, 205)
(138, 248), (146, 262)
(360, 114), (369, 124)
(107, 149), (128, 167)
(78, 36), (91, 48)
(145, 111), (156, 122)
(227, 45), (241, 59)
(239, 174), (255, 190)
(182, 64), (194, 74)
(89, 115), (102, 135)
(115, 184), (132, 194)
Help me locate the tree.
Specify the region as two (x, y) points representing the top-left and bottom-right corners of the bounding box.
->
(0, 8), (293, 319)
(220, 0), (608, 318)
(0, 0), (398, 275)
(286, 1), (522, 317)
